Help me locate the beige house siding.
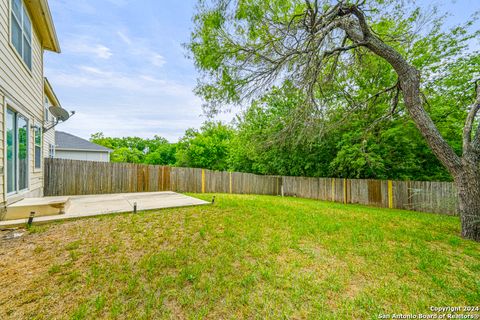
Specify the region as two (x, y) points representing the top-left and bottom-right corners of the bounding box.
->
(43, 94), (55, 159)
(0, 92), (5, 209)
(43, 120), (55, 159)
(0, 0), (49, 204)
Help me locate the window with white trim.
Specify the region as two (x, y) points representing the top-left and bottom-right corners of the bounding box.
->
(49, 143), (55, 158)
(34, 126), (42, 169)
(45, 97), (50, 122)
(7, 108), (29, 193)
(10, 0), (32, 69)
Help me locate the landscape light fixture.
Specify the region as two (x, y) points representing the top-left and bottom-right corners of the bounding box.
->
(27, 212), (35, 227)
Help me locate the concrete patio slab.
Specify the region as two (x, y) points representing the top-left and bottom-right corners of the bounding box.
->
(1, 192), (209, 227)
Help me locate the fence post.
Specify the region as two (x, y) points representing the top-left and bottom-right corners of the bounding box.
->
(343, 178), (347, 204)
(388, 180), (393, 208)
(331, 178), (335, 202)
(202, 169), (206, 193)
(229, 172), (232, 194)
(276, 176), (278, 195)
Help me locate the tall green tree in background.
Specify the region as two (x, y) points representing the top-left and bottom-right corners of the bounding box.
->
(90, 133), (176, 165)
(231, 82), (453, 181)
(145, 143), (177, 165)
(189, 0), (480, 240)
(230, 84), (339, 177)
(110, 147), (145, 163)
(176, 121), (234, 170)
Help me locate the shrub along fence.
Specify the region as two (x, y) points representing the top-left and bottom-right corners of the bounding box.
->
(44, 158), (458, 215)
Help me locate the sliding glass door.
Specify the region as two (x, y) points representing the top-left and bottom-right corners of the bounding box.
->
(6, 109), (16, 194)
(6, 108), (29, 194)
(18, 114), (28, 190)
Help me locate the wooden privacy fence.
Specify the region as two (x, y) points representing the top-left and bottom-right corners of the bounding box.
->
(44, 158), (458, 215)
(282, 177), (457, 215)
(44, 158), (171, 196)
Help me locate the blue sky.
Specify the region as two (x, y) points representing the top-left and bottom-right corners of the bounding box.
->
(45, 0), (210, 142)
(45, 0), (480, 142)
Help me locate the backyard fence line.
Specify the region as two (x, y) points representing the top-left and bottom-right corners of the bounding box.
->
(43, 158), (171, 196)
(44, 158), (458, 215)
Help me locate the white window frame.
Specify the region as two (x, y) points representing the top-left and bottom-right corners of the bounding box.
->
(10, 0), (32, 70)
(5, 104), (30, 196)
(49, 143), (55, 158)
(34, 124), (42, 170)
(44, 97), (56, 124)
(44, 97), (50, 122)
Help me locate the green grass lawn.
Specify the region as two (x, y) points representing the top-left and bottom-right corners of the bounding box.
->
(0, 194), (479, 319)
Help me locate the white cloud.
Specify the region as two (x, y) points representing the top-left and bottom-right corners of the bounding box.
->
(78, 66), (108, 75)
(64, 39), (113, 59)
(115, 30), (166, 68)
(45, 56), (217, 141)
(91, 45), (113, 59)
(56, 111), (203, 142)
(47, 65), (194, 97)
(151, 54), (166, 67)
(117, 31), (132, 45)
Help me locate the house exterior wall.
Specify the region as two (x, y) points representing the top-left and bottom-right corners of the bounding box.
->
(55, 150), (110, 162)
(43, 95), (55, 159)
(0, 92), (5, 215)
(0, 0), (48, 205)
(43, 125), (55, 159)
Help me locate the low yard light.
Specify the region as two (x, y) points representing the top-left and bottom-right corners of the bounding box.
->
(133, 202), (137, 214)
(27, 212), (35, 227)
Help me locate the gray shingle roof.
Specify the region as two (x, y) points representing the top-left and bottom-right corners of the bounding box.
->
(55, 131), (112, 152)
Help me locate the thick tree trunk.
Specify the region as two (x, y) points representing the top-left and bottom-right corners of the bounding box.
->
(454, 164), (480, 241)
(397, 70), (480, 241)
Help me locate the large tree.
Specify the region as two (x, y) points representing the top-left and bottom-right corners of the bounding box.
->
(176, 121), (234, 170)
(231, 82), (454, 181)
(189, 0), (480, 241)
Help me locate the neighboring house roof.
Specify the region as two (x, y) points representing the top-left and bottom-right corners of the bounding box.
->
(55, 131), (112, 152)
(26, 0), (61, 53)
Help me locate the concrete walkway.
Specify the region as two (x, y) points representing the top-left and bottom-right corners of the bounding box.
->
(0, 192), (210, 227)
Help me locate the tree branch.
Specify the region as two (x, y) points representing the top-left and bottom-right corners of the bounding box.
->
(325, 35), (347, 82)
(323, 41), (366, 56)
(469, 80), (480, 151)
(338, 4), (463, 174)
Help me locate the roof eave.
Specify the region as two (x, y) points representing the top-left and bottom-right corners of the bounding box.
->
(26, 0), (61, 53)
(44, 77), (61, 107)
(56, 148), (112, 153)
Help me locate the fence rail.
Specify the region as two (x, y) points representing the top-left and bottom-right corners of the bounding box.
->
(44, 158), (458, 215)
